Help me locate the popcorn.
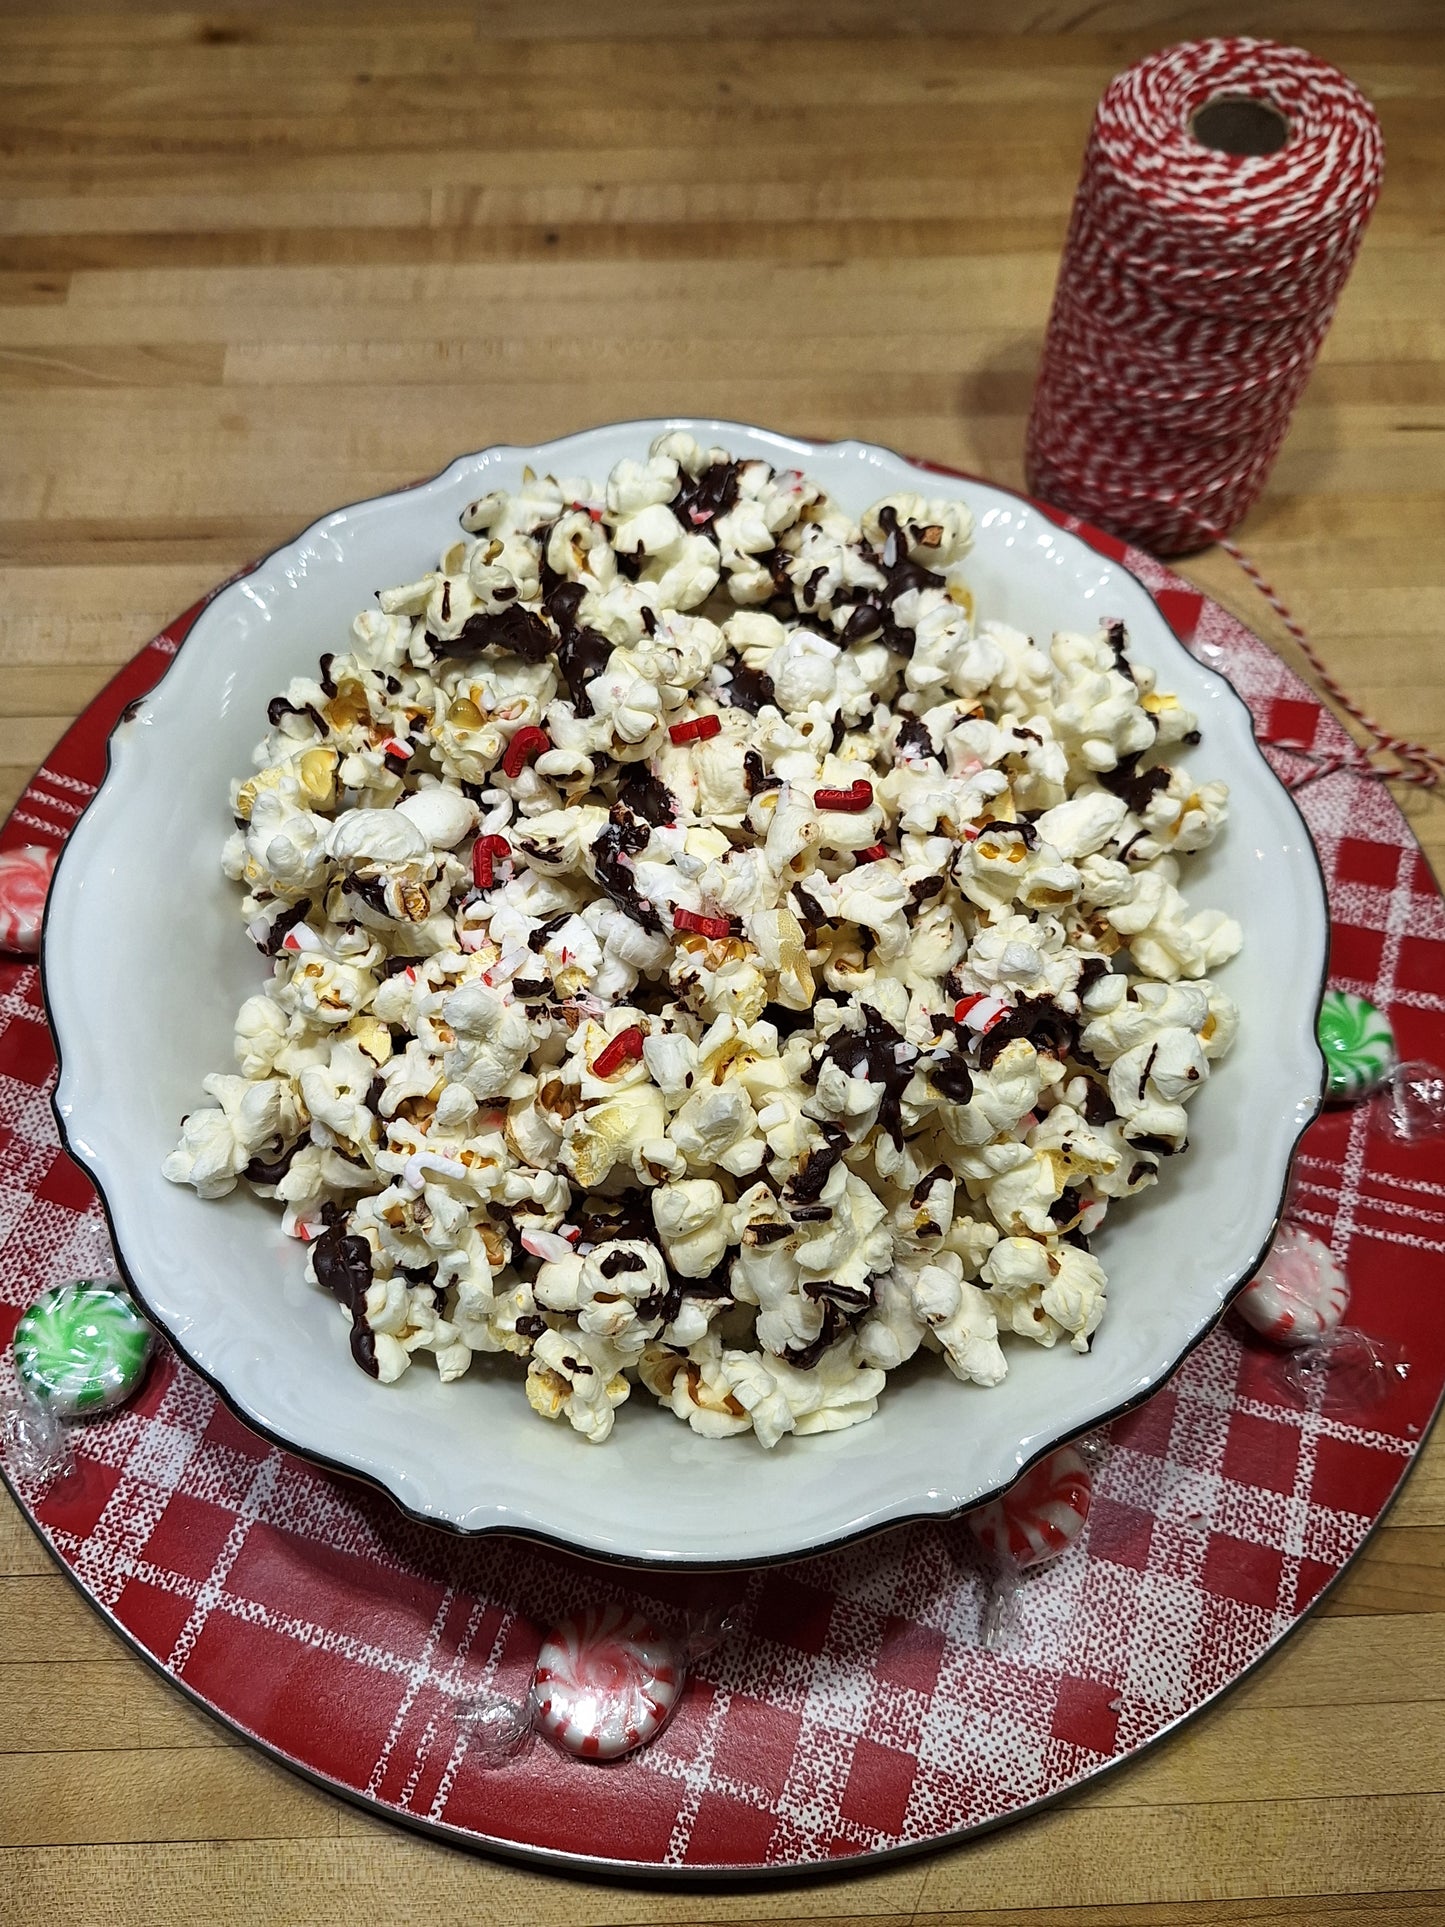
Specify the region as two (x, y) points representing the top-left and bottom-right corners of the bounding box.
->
(167, 436), (1241, 1445)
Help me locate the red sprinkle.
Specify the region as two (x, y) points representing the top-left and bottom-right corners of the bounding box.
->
(672, 908), (733, 940)
(668, 713), (723, 746)
(856, 843), (889, 864)
(501, 726), (550, 779)
(814, 779), (874, 813)
(471, 834), (511, 891)
(593, 1025), (645, 1078)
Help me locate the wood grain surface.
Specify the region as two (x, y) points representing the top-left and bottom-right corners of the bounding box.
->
(2, 6), (1443, 1922)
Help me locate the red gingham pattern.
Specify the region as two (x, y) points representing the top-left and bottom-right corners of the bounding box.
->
(1025, 39), (1384, 556)
(2, 543), (1444, 1875)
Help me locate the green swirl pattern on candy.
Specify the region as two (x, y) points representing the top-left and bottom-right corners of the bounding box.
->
(13, 1280), (152, 1418)
(1318, 989), (1397, 1103)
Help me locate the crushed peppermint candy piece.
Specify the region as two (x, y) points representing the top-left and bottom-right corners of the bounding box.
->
(955, 993), (1010, 1033)
(521, 1228), (579, 1264)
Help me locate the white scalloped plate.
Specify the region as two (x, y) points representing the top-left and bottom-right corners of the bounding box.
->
(44, 419), (1327, 1566)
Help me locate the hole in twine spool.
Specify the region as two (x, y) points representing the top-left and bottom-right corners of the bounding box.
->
(1190, 95), (1291, 157)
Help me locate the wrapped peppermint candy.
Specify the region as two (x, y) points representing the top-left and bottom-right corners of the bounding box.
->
(532, 1603), (684, 1759)
(1237, 1222), (1405, 1415)
(967, 1443), (1095, 1647)
(1237, 1224), (1349, 1347)
(1318, 990), (1396, 1103)
(458, 1597), (739, 1767)
(0, 844), (58, 956)
(969, 1444), (1094, 1567)
(13, 1279), (154, 1418)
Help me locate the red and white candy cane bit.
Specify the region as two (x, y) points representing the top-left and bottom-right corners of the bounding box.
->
(668, 713), (723, 746)
(856, 843), (890, 865)
(813, 779), (874, 813)
(1236, 1223), (1350, 1349)
(501, 726), (550, 780)
(955, 992), (1010, 1034)
(531, 1603), (683, 1761)
(968, 1444), (1093, 1569)
(593, 1024), (645, 1078)
(520, 1227), (576, 1265)
(379, 738), (412, 761)
(471, 833), (511, 892)
(672, 907), (732, 941)
(0, 843), (57, 955)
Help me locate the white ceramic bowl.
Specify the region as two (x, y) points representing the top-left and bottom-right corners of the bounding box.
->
(44, 420), (1327, 1567)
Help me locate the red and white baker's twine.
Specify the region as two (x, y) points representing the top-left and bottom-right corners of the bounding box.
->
(1026, 40), (1442, 791)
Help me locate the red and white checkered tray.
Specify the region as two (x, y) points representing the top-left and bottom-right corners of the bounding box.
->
(3, 513), (1443, 1878)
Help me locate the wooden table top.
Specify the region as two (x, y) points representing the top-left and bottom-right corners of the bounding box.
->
(3, 6), (1443, 1922)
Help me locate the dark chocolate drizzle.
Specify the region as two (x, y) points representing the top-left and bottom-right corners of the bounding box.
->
(1100, 750), (1171, 819)
(723, 661), (778, 715)
(896, 715), (943, 764)
(259, 898), (312, 956)
(428, 602), (554, 664)
(267, 696), (326, 735)
(242, 1136), (307, 1187)
(312, 1220), (380, 1377)
(590, 810), (663, 933)
(812, 1009), (915, 1147)
(616, 763), (677, 827)
(671, 458), (743, 532)
(743, 748), (781, 797)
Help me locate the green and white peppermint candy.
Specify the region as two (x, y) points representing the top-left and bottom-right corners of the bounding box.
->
(1318, 989), (1397, 1103)
(13, 1281), (152, 1418)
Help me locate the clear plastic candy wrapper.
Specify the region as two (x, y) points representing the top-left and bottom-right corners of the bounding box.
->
(1381, 1058), (1445, 1142)
(0, 1382), (75, 1488)
(966, 1440), (1096, 1649)
(1237, 1221), (1407, 1416)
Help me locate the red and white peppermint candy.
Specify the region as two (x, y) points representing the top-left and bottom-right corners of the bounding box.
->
(0, 844), (58, 955)
(1236, 1223), (1349, 1348)
(968, 1444), (1093, 1569)
(531, 1603), (682, 1760)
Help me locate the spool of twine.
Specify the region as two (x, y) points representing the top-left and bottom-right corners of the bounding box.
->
(1025, 38), (1384, 558)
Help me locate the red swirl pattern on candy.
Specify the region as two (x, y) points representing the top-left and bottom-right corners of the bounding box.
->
(0, 844), (58, 955)
(968, 1444), (1093, 1568)
(531, 1602), (682, 1760)
(1236, 1223), (1349, 1347)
